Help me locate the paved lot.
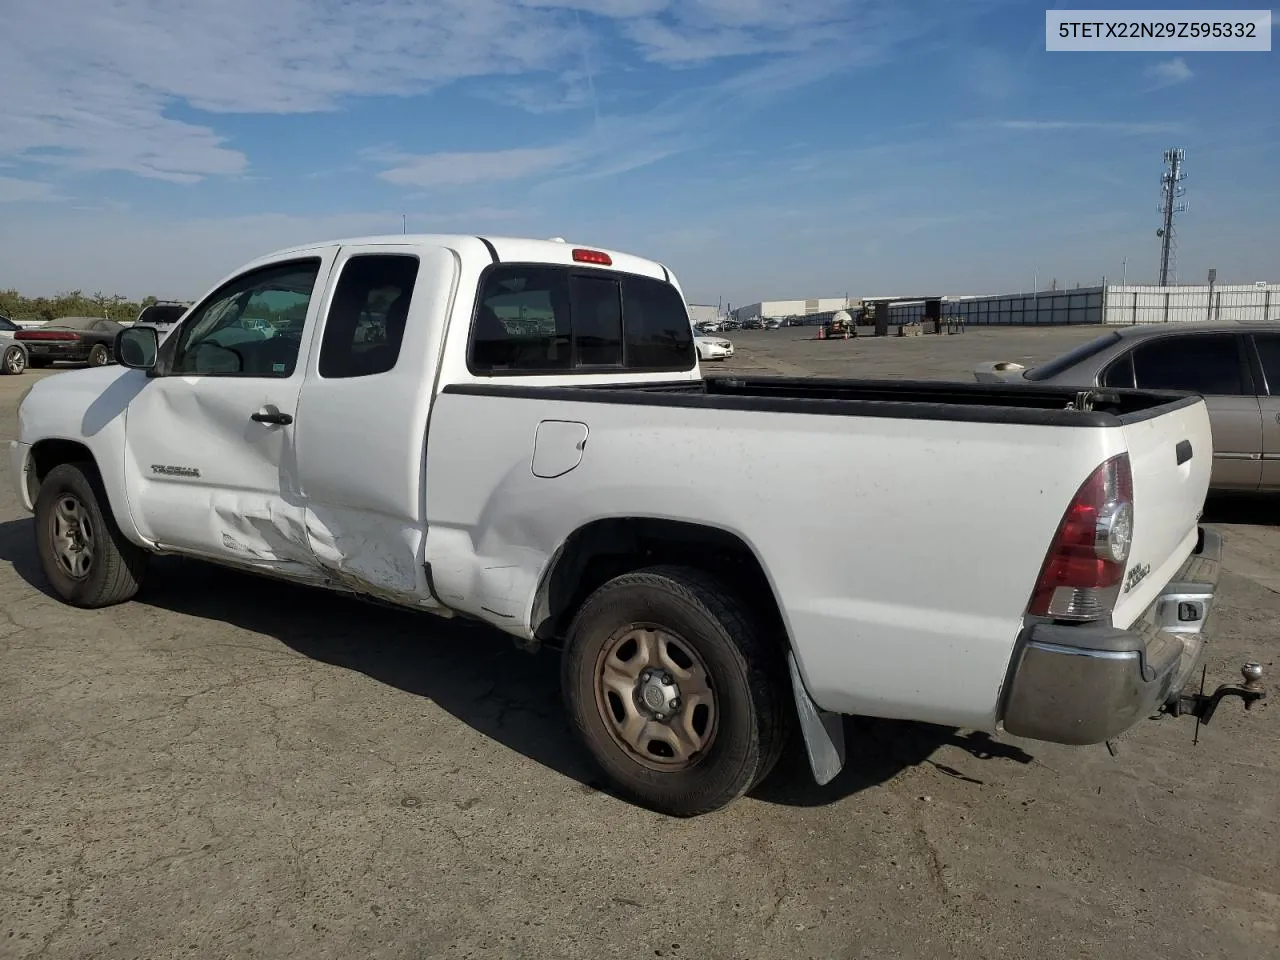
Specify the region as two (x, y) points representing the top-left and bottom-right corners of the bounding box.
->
(2, 332), (1278, 960)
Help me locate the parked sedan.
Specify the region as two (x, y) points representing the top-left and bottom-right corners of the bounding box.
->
(13, 316), (125, 370)
(974, 320), (1280, 493)
(695, 335), (734, 361)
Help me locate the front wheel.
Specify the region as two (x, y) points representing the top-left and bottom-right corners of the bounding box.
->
(34, 462), (148, 607)
(2, 344), (24, 375)
(561, 565), (789, 817)
(87, 343), (110, 366)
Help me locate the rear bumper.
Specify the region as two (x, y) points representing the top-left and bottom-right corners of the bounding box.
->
(21, 342), (88, 361)
(1000, 526), (1222, 745)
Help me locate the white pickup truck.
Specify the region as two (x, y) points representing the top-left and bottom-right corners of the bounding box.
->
(9, 235), (1261, 816)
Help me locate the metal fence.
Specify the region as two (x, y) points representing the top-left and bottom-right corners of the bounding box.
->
(931, 288), (1104, 326)
(1102, 283), (1280, 325)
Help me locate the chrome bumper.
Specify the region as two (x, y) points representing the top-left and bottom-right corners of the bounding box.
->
(1000, 527), (1223, 745)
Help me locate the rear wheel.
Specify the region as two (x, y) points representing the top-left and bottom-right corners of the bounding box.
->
(34, 462), (148, 607)
(87, 343), (110, 366)
(561, 565), (789, 817)
(2, 344), (24, 375)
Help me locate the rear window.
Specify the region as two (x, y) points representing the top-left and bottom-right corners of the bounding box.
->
(1023, 331), (1122, 381)
(469, 265), (694, 375)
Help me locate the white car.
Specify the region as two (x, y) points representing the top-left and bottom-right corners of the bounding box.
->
(9, 233), (1254, 816)
(1, 315), (26, 375)
(695, 335), (733, 361)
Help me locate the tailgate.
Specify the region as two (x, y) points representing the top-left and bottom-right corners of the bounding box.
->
(1111, 397), (1213, 628)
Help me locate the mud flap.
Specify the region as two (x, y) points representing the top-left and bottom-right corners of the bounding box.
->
(787, 650), (846, 785)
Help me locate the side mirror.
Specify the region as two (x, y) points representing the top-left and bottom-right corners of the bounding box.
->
(115, 326), (158, 369)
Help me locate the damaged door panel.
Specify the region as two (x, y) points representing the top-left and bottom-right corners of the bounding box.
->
(292, 244), (460, 607)
(122, 253), (334, 569)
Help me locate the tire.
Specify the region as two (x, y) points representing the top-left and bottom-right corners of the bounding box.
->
(561, 564), (789, 817)
(34, 462), (148, 608)
(88, 343), (110, 366)
(2, 344), (24, 375)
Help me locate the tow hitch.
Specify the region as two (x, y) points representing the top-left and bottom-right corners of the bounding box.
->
(1164, 662), (1266, 744)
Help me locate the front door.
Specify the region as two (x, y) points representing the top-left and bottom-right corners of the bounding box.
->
(123, 252), (336, 572)
(1128, 331), (1262, 491)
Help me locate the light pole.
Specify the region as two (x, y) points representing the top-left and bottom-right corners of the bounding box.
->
(1206, 267), (1217, 323)
(402, 213), (407, 235)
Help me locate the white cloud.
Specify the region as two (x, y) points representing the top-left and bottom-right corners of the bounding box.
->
(1143, 57), (1194, 89)
(0, 177), (66, 203)
(1, 0), (587, 183)
(375, 146), (574, 187)
(2, 0), (972, 187)
(373, 19), (936, 194)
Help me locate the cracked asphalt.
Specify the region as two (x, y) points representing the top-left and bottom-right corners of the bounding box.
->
(2, 328), (1278, 960)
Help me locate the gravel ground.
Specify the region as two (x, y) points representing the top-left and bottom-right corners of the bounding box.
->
(2, 330), (1277, 960)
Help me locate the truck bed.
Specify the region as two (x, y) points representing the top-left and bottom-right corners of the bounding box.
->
(443, 375), (1201, 428)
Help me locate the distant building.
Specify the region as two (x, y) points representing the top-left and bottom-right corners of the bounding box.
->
(731, 298), (850, 323)
(686, 303), (721, 325)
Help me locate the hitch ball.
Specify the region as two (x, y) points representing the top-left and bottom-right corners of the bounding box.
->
(1243, 662), (1263, 683)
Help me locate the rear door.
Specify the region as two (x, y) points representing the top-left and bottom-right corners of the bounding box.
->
(292, 242), (458, 604)
(1127, 331), (1261, 491)
(1246, 331), (1280, 490)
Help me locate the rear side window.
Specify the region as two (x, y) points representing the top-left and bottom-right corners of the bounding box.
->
(623, 274), (695, 368)
(319, 254), (420, 378)
(1100, 352), (1135, 388)
(1251, 334), (1280, 395)
(1129, 333), (1248, 395)
(469, 265), (694, 374)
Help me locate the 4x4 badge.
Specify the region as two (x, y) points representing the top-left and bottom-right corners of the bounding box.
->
(1124, 562), (1150, 593)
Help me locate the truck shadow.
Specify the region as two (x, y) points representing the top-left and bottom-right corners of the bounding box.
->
(0, 515), (1034, 810)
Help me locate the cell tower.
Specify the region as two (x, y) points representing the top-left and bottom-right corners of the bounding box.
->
(1156, 147), (1186, 286)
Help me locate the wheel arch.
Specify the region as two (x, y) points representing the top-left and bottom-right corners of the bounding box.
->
(26, 439), (142, 549)
(27, 438), (100, 506)
(530, 516), (792, 654)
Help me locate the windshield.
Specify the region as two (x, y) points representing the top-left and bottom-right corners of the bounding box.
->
(137, 304), (188, 325)
(1023, 331), (1122, 381)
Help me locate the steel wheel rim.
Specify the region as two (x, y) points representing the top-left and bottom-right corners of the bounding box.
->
(50, 495), (94, 580)
(593, 624), (718, 772)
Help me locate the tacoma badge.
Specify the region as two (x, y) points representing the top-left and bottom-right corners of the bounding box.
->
(151, 464), (200, 478)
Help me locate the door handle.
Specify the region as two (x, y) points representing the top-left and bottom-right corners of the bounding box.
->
(250, 410), (293, 425)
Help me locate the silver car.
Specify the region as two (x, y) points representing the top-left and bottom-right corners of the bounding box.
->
(975, 321), (1280, 493)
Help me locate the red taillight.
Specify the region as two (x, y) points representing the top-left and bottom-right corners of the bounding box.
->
(16, 330), (80, 341)
(1028, 453), (1135, 622)
(572, 247), (612, 266)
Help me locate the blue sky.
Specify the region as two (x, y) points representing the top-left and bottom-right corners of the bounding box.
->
(0, 1), (1276, 304)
